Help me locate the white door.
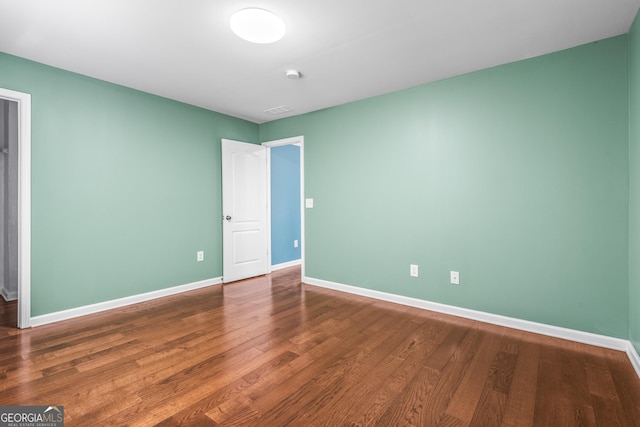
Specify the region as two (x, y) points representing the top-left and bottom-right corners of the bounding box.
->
(221, 139), (268, 283)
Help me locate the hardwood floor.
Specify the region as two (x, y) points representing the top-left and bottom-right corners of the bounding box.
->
(1, 267), (639, 426)
(0, 296), (16, 329)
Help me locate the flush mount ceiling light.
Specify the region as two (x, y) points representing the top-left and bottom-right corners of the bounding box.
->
(230, 8), (286, 44)
(286, 69), (301, 79)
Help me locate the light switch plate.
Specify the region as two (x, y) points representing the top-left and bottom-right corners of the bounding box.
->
(410, 264), (419, 277)
(305, 198), (314, 208)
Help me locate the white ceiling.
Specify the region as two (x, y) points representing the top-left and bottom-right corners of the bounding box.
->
(1, 0), (639, 124)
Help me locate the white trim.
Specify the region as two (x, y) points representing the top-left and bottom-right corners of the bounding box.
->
(1, 287), (17, 301)
(262, 136), (305, 278)
(262, 136), (303, 148)
(299, 139), (305, 278)
(0, 88), (31, 329)
(265, 147), (272, 272)
(30, 277), (222, 327)
(271, 259), (302, 271)
(628, 342), (640, 379)
(303, 276), (631, 352)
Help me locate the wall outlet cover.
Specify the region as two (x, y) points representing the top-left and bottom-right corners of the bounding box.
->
(450, 271), (459, 285)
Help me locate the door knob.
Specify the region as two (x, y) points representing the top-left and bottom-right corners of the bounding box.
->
(224, 215), (232, 222)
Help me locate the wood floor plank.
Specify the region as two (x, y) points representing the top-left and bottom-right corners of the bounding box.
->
(533, 342), (601, 427)
(165, 350), (298, 426)
(559, 348), (593, 411)
(469, 389), (508, 426)
(322, 353), (411, 426)
(291, 315), (434, 426)
(444, 330), (503, 423)
(468, 345), (519, 425)
(604, 349), (640, 425)
(533, 346), (574, 426)
(97, 347), (267, 426)
(1, 268), (639, 426)
(245, 310), (390, 425)
(290, 321), (418, 422)
(374, 366), (441, 426)
(586, 361), (619, 400)
(87, 316), (310, 423)
(0, 298), (17, 331)
(423, 324), (473, 372)
(501, 341), (540, 427)
(420, 327), (485, 425)
(590, 395), (628, 427)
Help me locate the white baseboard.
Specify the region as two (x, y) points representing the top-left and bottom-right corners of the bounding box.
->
(31, 277), (223, 327)
(1, 287), (17, 301)
(629, 342), (640, 379)
(303, 276), (633, 355)
(271, 259), (302, 271)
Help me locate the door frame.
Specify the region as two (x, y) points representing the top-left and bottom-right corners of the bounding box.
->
(0, 88), (31, 329)
(262, 136), (305, 278)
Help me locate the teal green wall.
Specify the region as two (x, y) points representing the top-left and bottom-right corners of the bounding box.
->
(0, 33), (634, 341)
(0, 53), (258, 316)
(261, 36), (630, 338)
(630, 12), (640, 354)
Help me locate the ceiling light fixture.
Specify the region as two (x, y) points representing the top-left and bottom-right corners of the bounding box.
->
(286, 69), (301, 79)
(230, 8), (286, 44)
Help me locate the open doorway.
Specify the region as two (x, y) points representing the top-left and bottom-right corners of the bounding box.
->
(263, 136), (305, 278)
(0, 88), (31, 329)
(0, 99), (18, 328)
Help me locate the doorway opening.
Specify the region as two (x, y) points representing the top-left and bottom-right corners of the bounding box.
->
(0, 99), (18, 327)
(0, 88), (31, 329)
(263, 136), (305, 278)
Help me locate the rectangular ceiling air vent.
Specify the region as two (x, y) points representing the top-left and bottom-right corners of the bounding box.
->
(264, 105), (292, 115)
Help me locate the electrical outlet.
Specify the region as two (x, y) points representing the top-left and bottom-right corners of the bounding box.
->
(197, 251), (204, 262)
(294, 240), (299, 248)
(410, 264), (419, 277)
(450, 271), (459, 285)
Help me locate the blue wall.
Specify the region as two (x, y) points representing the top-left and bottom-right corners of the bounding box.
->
(271, 145), (301, 266)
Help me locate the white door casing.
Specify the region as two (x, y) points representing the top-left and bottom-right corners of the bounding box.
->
(262, 136), (305, 277)
(221, 139), (268, 283)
